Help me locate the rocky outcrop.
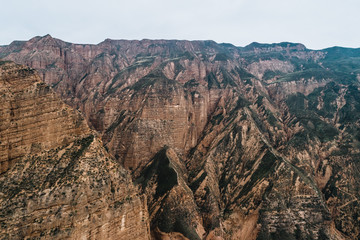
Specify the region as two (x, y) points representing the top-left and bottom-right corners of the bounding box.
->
(1, 37), (360, 239)
(137, 147), (205, 240)
(0, 62), (150, 239)
(0, 61), (89, 173)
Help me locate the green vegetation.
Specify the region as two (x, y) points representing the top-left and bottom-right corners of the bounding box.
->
(1, 135), (94, 201)
(210, 113), (224, 125)
(234, 66), (255, 84)
(273, 68), (334, 83)
(339, 85), (360, 123)
(107, 57), (157, 94)
(134, 55), (156, 64)
(45, 62), (57, 69)
(46, 135), (94, 188)
(79, 73), (88, 82)
(113, 200), (124, 209)
(18, 68), (35, 76)
(237, 150), (277, 198)
(307, 83), (338, 118)
(244, 42), (303, 50)
(240, 51), (286, 63)
(250, 108), (267, 133)
(107, 73), (125, 94)
(265, 110), (278, 127)
(206, 72), (221, 89)
(204, 69), (239, 89)
(184, 79), (199, 88)
(235, 96), (251, 110)
(129, 71), (178, 92)
(221, 68), (237, 87)
(262, 70), (285, 80)
(180, 51), (195, 60)
(288, 131), (309, 150)
(130, 76), (157, 91)
(0, 61), (12, 66)
(227, 96), (251, 118)
(214, 52), (230, 61)
(286, 93), (338, 143)
(255, 95), (264, 106)
(322, 47), (360, 73)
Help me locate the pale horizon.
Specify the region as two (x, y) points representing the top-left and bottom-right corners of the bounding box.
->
(1, 0), (359, 50)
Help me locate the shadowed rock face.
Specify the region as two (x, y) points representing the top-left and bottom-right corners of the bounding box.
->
(0, 62), (150, 240)
(1, 36), (360, 239)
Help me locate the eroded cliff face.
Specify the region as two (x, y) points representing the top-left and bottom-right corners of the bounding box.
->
(0, 36), (238, 172)
(1, 37), (360, 239)
(0, 62), (150, 239)
(0, 61), (89, 174)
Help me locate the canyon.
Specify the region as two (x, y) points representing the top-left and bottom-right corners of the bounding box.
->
(0, 35), (359, 239)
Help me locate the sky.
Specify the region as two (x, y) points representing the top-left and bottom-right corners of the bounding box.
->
(1, 0), (359, 50)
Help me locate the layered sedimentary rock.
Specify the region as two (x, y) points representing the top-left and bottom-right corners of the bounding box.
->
(1, 36), (360, 239)
(0, 62), (150, 239)
(137, 147), (205, 240)
(0, 61), (89, 174)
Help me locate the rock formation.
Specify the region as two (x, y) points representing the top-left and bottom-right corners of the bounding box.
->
(0, 61), (150, 239)
(1, 36), (360, 239)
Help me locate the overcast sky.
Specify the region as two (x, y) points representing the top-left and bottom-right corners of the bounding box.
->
(1, 0), (359, 49)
